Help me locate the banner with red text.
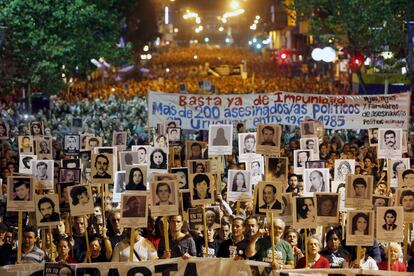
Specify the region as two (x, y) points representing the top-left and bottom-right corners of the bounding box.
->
(148, 91), (411, 130)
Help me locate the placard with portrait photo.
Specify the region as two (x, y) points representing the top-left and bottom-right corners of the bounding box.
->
(85, 136), (103, 151)
(34, 137), (53, 159)
(167, 127), (181, 145)
(293, 196), (317, 229)
(334, 159), (355, 182)
(245, 156), (264, 185)
(331, 181), (346, 212)
(29, 121), (44, 136)
(180, 190), (191, 219)
(256, 124), (281, 156)
(315, 193), (339, 225)
(279, 193), (293, 225)
(208, 124), (233, 156)
(120, 192), (148, 228)
(402, 130), (408, 154)
(345, 175), (373, 209)
(153, 134), (168, 149)
(300, 121), (316, 138)
(112, 131), (127, 151)
(125, 164), (147, 191)
(64, 134), (80, 156)
(346, 210), (374, 246)
(113, 171), (126, 203)
(305, 161), (325, 169)
(227, 170), (252, 201)
(187, 159), (211, 174)
(80, 133), (93, 150)
(18, 135), (34, 154)
(186, 141), (207, 161)
(171, 167), (189, 190)
(132, 145), (149, 164)
(188, 207), (204, 232)
(372, 195), (391, 209)
(91, 153), (114, 184)
(378, 128), (403, 158)
(265, 157), (287, 183)
(368, 128), (379, 146)
(396, 187), (414, 222)
(118, 151), (139, 171)
(56, 182), (75, 213)
(59, 168), (81, 184)
(35, 194), (61, 227)
(238, 133), (261, 161)
(19, 155), (37, 174)
(148, 147), (168, 172)
(164, 120), (180, 133)
(293, 149), (314, 175)
(300, 137), (319, 158)
(390, 158), (410, 187)
(61, 159), (80, 169)
(205, 206), (221, 230)
(150, 180), (178, 217)
(257, 181), (283, 214)
(189, 173), (215, 206)
(31, 160), (54, 190)
(0, 121), (9, 140)
(376, 206), (404, 242)
(67, 185), (94, 216)
(398, 169), (414, 188)
(303, 168), (330, 195)
(7, 176), (34, 211)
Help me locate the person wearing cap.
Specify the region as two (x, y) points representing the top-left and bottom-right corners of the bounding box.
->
(245, 218), (294, 270)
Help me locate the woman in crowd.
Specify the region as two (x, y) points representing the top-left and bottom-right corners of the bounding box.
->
(112, 228), (158, 262)
(55, 237), (77, 264)
(85, 236), (111, 263)
(319, 229), (350, 268)
(296, 236), (330, 268)
(354, 246), (378, 270)
(378, 243), (407, 271)
(282, 227), (304, 265)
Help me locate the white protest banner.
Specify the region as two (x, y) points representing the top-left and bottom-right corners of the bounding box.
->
(148, 91), (411, 130)
(1, 259), (413, 276)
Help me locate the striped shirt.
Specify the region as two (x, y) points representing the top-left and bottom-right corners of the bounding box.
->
(21, 246), (45, 263)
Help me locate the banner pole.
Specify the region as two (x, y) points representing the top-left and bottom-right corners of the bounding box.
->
(163, 217), (170, 255)
(387, 242), (391, 271)
(48, 226), (54, 261)
(17, 211), (22, 263)
(304, 228), (308, 269)
(404, 223), (409, 264)
(270, 213), (275, 263)
(203, 206), (209, 257)
(129, 227), (135, 262)
(84, 215), (90, 263)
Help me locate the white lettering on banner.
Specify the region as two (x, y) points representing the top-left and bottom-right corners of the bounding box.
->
(148, 91), (411, 130)
(1, 259), (413, 276)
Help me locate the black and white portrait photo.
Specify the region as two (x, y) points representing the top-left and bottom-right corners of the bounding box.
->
(396, 188), (414, 222)
(167, 127), (181, 145)
(171, 167), (189, 189)
(31, 160), (54, 190)
(293, 149), (313, 175)
(186, 141), (207, 160)
(315, 193), (339, 225)
(334, 159), (355, 182)
(150, 180), (178, 217)
(18, 135), (34, 154)
(389, 158), (410, 187)
(257, 181), (283, 213)
(346, 210), (374, 246)
(112, 131), (127, 150)
(19, 155), (37, 174)
(238, 133), (259, 161)
(398, 169), (414, 188)
(375, 206), (404, 242)
(0, 121), (9, 139)
(154, 134), (168, 149)
(265, 157), (287, 183)
(378, 128), (403, 158)
(67, 185), (94, 216)
(125, 165), (147, 191)
(35, 194), (61, 227)
(293, 196), (316, 229)
(7, 176), (35, 212)
(120, 192), (148, 228)
(91, 153), (114, 184)
(119, 151), (139, 171)
(113, 171), (126, 203)
(256, 124), (281, 156)
(303, 168), (330, 194)
(188, 159), (211, 174)
(30, 121), (44, 136)
(300, 137), (319, 157)
(35, 137), (52, 159)
(227, 170), (252, 201)
(189, 173), (215, 205)
(64, 134), (80, 156)
(149, 147), (168, 171)
(85, 136), (103, 150)
(345, 175), (373, 209)
(208, 124), (233, 156)
(132, 145), (149, 164)
(245, 157), (264, 185)
(368, 128), (379, 146)
(59, 168), (81, 184)
(300, 121), (316, 137)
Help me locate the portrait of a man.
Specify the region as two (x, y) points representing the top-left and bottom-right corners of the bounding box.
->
(382, 209), (397, 231)
(37, 196), (60, 223)
(64, 135), (80, 154)
(93, 154), (112, 179)
(383, 129), (398, 150)
(155, 182), (173, 205)
(259, 183), (281, 210)
(122, 196), (146, 217)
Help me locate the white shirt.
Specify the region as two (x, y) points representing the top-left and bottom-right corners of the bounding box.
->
(111, 237), (158, 262)
(360, 256), (378, 270)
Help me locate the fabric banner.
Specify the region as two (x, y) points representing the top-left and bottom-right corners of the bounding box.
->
(1, 258), (412, 276)
(148, 91), (411, 130)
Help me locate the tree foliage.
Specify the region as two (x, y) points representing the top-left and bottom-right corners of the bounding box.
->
(0, 0), (135, 94)
(292, 0), (414, 57)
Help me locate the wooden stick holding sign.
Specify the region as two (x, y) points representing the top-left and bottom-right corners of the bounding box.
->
(129, 227), (135, 262)
(356, 246), (361, 268)
(203, 206), (209, 257)
(304, 228), (308, 269)
(236, 201), (241, 215)
(388, 242), (391, 271)
(101, 185), (106, 229)
(163, 217), (170, 254)
(49, 226), (54, 261)
(404, 223), (409, 264)
(84, 215), (91, 263)
(270, 213), (275, 263)
(17, 211), (22, 263)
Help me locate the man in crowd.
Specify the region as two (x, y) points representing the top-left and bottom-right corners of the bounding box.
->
(20, 226), (45, 263)
(217, 217), (248, 259)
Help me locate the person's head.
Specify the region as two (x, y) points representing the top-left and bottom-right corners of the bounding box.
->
(371, 128), (378, 139)
(31, 122), (42, 135)
(151, 149), (166, 166)
(393, 161), (406, 176)
(95, 154), (109, 174)
(305, 139), (315, 149)
(309, 170), (324, 187)
(116, 133), (124, 144)
(193, 173), (210, 199)
(108, 210), (122, 233)
(190, 143), (202, 157)
(156, 135), (166, 146)
(288, 174), (298, 189)
(169, 215), (183, 234)
(129, 167), (143, 185)
(220, 221), (231, 240)
(384, 130), (396, 147)
(262, 126), (275, 142)
(64, 169), (76, 182)
(23, 226), (37, 249)
(307, 236), (321, 256)
(74, 216), (87, 235)
(386, 242), (403, 262)
(38, 197), (55, 218)
(245, 216), (258, 238)
(232, 172), (246, 191)
(66, 136), (77, 150)
(232, 217), (245, 239)
(13, 180), (30, 200)
(57, 237), (72, 257)
(318, 196), (336, 216)
(383, 209), (397, 225)
(205, 210), (216, 227)
(156, 182), (171, 202)
(126, 196), (140, 210)
(244, 134), (255, 151)
(70, 185), (89, 206)
(283, 227), (302, 248)
(402, 169), (414, 186)
(195, 163), (205, 173)
(137, 147), (147, 162)
(175, 170), (187, 189)
(271, 218), (285, 238)
(215, 127), (225, 138)
(337, 161), (351, 176)
(325, 229), (341, 252)
(39, 141), (48, 151)
(262, 184), (276, 204)
(352, 177), (367, 197)
(352, 212), (369, 234)
(297, 151), (309, 165)
(36, 161), (48, 175)
(297, 197), (314, 219)
(88, 137), (99, 148)
(373, 197), (387, 207)
(400, 189), (414, 211)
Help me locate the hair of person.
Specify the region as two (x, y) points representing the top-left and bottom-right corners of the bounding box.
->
(193, 173), (210, 186)
(37, 196), (55, 211)
(128, 167), (143, 185)
(272, 218), (285, 229)
(384, 129), (396, 138)
(263, 184), (276, 194)
(13, 179), (30, 191)
(351, 212), (369, 235)
(89, 137), (99, 144)
(245, 216), (258, 225)
(386, 242), (403, 258)
(310, 170), (323, 180)
(95, 154), (109, 167)
(190, 142), (202, 150)
(137, 146), (147, 153)
(383, 209), (397, 220)
(231, 172), (246, 191)
(57, 236), (73, 249)
(36, 161), (47, 169)
(402, 169), (414, 179)
(283, 227), (303, 248)
(400, 189), (414, 204)
(297, 197), (312, 219)
(70, 185), (88, 205)
(307, 235), (321, 249)
(317, 195), (336, 216)
(305, 139), (315, 146)
(336, 183), (345, 193)
(392, 160), (405, 173)
(325, 228), (342, 245)
(244, 134), (255, 142)
(352, 177), (367, 188)
(169, 214), (182, 222)
(337, 161), (351, 174)
(150, 148), (166, 162)
(156, 182), (171, 194)
(232, 216), (245, 226)
(262, 125), (275, 134)
(126, 196), (139, 206)
(23, 225), (38, 237)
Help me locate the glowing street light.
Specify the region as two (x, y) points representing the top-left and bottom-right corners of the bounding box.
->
(219, 26), (224, 32)
(183, 10), (199, 20)
(230, 1), (239, 10)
